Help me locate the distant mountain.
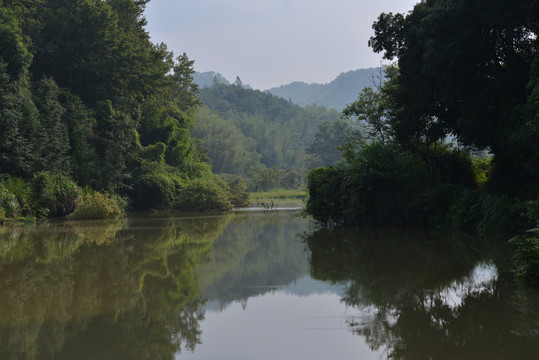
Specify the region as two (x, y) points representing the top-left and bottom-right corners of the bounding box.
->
(194, 71), (253, 89)
(193, 71), (231, 88)
(268, 67), (382, 110)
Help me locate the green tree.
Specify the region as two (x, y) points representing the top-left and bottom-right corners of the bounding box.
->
(306, 119), (351, 168)
(94, 101), (137, 193)
(33, 77), (71, 174)
(170, 52), (202, 113)
(342, 66), (397, 145)
(368, 0), (539, 196)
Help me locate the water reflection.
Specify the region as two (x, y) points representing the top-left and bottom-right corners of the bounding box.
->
(0, 213), (537, 359)
(304, 227), (539, 360)
(0, 214), (232, 359)
(197, 211), (311, 308)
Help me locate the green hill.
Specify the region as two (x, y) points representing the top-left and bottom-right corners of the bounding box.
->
(193, 82), (341, 189)
(268, 68), (382, 110)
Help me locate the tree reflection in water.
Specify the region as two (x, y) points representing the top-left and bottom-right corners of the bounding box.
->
(0, 214), (232, 360)
(304, 227), (539, 360)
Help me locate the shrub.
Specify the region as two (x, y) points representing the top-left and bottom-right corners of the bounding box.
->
(422, 185), (520, 233)
(139, 142), (167, 163)
(431, 147), (477, 187)
(0, 183), (20, 218)
(173, 177), (232, 212)
(131, 172), (176, 210)
(510, 229), (539, 287)
(31, 172), (81, 217)
(219, 174), (250, 207)
(2, 177), (31, 216)
(68, 192), (122, 219)
(305, 166), (344, 225)
(307, 142), (427, 226)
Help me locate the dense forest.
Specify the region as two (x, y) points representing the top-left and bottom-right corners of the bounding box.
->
(193, 80), (342, 190)
(305, 0), (539, 286)
(0, 0), (248, 219)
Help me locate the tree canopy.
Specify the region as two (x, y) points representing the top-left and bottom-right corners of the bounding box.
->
(194, 81), (342, 189)
(0, 0), (244, 213)
(368, 0), (539, 196)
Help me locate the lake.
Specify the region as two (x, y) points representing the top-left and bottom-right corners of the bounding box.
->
(0, 208), (537, 359)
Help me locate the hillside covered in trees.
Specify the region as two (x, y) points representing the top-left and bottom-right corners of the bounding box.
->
(0, 0), (248, 218)
(193, 80), (342, 190)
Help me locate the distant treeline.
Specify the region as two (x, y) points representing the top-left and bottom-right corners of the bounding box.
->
(193, 79), (343, 190)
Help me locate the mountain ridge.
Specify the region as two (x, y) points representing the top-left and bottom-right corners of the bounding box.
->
(268, 67), (381, 110)
(194, 67), (382, 110)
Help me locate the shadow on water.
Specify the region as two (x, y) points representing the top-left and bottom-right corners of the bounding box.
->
(303, 226), (539, 360)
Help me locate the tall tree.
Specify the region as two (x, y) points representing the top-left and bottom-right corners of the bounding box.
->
(369, 0), (539, 196)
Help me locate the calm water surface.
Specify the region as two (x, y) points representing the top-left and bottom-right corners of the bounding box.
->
(0, 208), (537, 359)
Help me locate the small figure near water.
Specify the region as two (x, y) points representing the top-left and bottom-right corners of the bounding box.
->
(257, 201), (278, 211)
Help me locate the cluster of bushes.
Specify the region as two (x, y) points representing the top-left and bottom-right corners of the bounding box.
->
(306, 140), (539, 286)
(0, 167), (251, 222)
(509, 201), (539, 287)
(306, 142), (527, 233)
(0, 172), (123, 221)
(127, 162), (250, 212)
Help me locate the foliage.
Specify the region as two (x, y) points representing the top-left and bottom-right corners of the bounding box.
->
(173, 177), (232, 212)
(30, 172), (81, 217)
(305, 167), (343, 225)
(131, 171), (176, 210)
(247, 164), (280, 192)
(509, 200), (539, 287)
(195, 82), (342, 188)
(510, 229), (539, 287)
(305, 137), (515, 229)
(307, 142), (427, 226)
(219, 174), (250, 208)
(0, 173), (128, 220)
(0, 182), (20, 218)
(68, 192), (122, 220)
(193, 106), (260, 175)
(0, 0), (240, 211)
(1, 176), (30, 217)
(305, 119), (351, 169)
(342, 66), (396, 144)
(369, 0), (539, 197)
(250, 189), (306, 201)
(421, 185), (522, 233)
(307, 0), (538, 232)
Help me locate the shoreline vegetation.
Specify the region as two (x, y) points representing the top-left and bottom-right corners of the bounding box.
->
(303, 0), (539, 287)
(249, 189), (306, 201)
(0, 1), (256, 222)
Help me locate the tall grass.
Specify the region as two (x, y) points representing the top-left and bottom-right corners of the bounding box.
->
(250, 188), (307, 200)
(0, 177), (30, 218)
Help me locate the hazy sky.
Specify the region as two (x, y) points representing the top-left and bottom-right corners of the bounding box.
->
(144, 0), (418, 90)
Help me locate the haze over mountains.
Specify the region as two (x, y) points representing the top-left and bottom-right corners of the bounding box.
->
(194, 68), (382, 111)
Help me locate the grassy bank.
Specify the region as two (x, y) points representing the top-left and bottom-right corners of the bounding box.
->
(250, 189), (307, 201)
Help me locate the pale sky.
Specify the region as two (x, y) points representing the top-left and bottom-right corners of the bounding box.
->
(144, 0), (418, 90)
